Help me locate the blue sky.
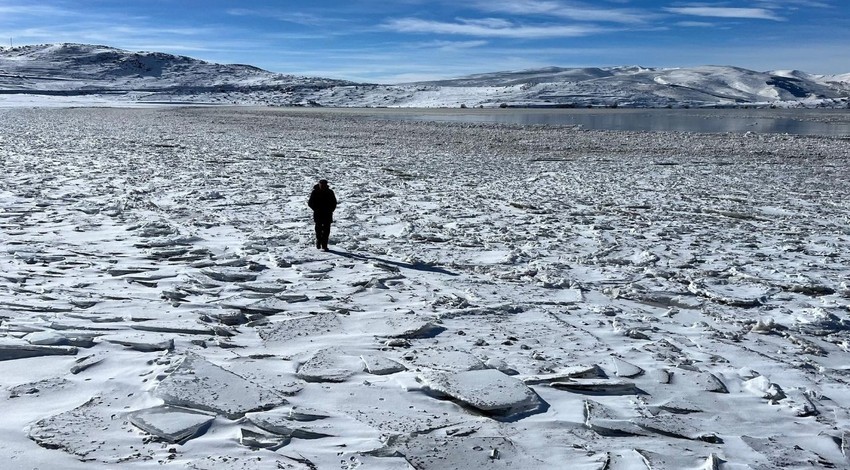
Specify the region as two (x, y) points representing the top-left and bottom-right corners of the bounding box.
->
(1, 1), (847, 82)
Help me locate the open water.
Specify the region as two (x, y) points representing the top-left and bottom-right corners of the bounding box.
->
(361, 108), (850, 137)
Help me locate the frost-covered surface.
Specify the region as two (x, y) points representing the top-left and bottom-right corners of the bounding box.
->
(2, 44), (849, 108)
(1, 107), (850, 469)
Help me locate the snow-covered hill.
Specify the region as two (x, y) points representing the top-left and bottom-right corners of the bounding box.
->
(1, 43), (848, 108)
(0, 43), (350, 105)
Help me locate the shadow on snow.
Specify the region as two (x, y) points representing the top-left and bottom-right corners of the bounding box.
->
(329, 249), (459, 277)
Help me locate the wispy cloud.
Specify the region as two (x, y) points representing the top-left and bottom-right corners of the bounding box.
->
(0, 4), (79, 16)
(226, 8), (347, 27)
(756, 0), (832, 7)
(415, 39), (490, 50)
(665, 6), (786, 21)
(476, 0), (657, 24)
(676, 21), (719, 27)
(383, 18), (611, 38)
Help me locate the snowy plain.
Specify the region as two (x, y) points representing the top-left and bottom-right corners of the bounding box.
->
(2, 106), (850, 469)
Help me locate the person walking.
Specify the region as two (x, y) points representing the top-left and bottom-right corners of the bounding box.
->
(308, 179), (337, 251)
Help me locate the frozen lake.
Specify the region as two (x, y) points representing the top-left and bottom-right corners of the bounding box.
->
(292, 107), (850, 137)
(2, 107), (850, 469)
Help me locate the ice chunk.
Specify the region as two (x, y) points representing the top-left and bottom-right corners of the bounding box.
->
(612, 357), (644, 378)
(743, 375), (785, 401)
(245, 408), (335, 439)
(0, 341), (78, 361)
(522, 365), (605, 385)
(361, 354), (406, 375)
(406, 348), (486, 372)
(376, 433), (606, 470)
(130, 321), (216, 336)
(155, 354), (287, 419)
(70, 353), (105, 374)
(238, 428), (289, 449)
(550, 379), (645, 395)
(25, 331), (96, 348)
(688, 278), (777, 307)
(259, 313), (342, 342)
(296, 348), (361, 383)
(423, 369), (544, 418)
(127, 405), (215, 443)
(583, 399), (649, 437)
(201, 268), (258, 282)
(101, 332), (174, 352)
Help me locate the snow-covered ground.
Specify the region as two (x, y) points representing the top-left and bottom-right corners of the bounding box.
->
(2, 107), (850, 469)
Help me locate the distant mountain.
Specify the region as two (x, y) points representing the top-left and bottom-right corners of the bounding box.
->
(1, 43), (848, 108)
(0, 43), (350, 104)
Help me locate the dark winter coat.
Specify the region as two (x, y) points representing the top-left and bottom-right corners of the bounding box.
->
(308, 184), (337, 223)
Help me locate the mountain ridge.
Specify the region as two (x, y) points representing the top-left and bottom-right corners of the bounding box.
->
(1, 43), (848, 108)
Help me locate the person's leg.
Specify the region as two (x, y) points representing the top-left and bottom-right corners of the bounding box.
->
(314, 222), (322, 249)
(320, 222), (331, 250)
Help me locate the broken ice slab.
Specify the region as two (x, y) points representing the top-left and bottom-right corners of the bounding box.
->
(352, 316), (446, 339)
(201, 268), (258, 283)
(632, 414), (722, 443)
(202, 309), (250, 326)
(634, 449), (725, 470)
(672, 369), (729, 394)
(155, 354), (288, 419)
(422, 369), (545, 419)
(71, 353), (105, 374)
(25, 330), (97, 348)
(780, 387), (818, 417)
(259, 313), (342, 343)
(522, 365), (605, 385)
(536, 287), (584, 304)
(238, 428), (290, 449)
(584, 399), (650, 437)
(743, 375), (786, 401)
(238, 295), (309, 315)
(405, 348), (486, 372)
(127, 405), (215, 444)
(0, 300), (75, 313)
(687, 278), (778, 308)
(611, 357), (644, 378)
(245, 408), (335, 439)
(361, 354), (406, 375)
(741, 434), (842, 468)
(28, 396), (153, 463)
(296, 348), (362, 383)
(647, 397), (704, 415)
(550, 379), (646, 395)
(0, 340), (78, 361)
(484, 358), (519, 376)
(129, 321), (218, 336)
(106, 266), (158, 277)
(101, 332), (174, 352)
(376, 432), (607, 470)
(237, 282), (290, 294)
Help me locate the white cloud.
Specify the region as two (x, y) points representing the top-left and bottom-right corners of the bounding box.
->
(383, 18), (611, 38)
(226, 8), (344, 27)
(665, 7), (785, 21)
(477, 0), (656, 24)
(459, 18), (515, 29)
(0, 4), (78, 16)
(416, 39), (490, 50)
(756, 0), (831, 7)
(676, 21), (718, 27)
